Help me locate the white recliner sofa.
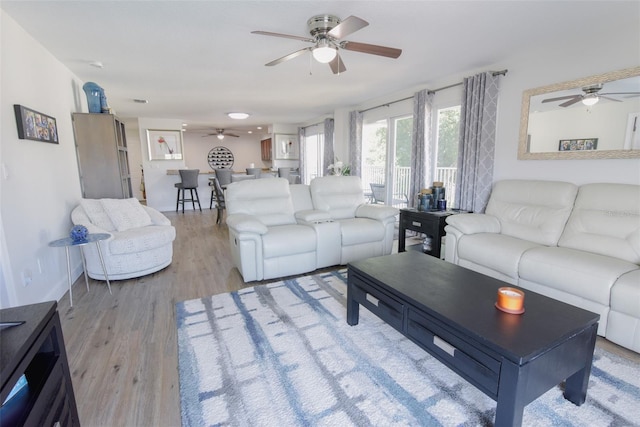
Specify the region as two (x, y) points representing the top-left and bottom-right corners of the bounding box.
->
(71, 198), (176, 280)
(444, 180), (640, 352)
(226, 176), (398, 282)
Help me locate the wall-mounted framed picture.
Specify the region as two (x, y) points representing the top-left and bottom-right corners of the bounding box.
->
(14, 104), (59, 144)
(274, 134), (299, 160)
(558, 138), (598, 151)
(147, 129), (184, 160)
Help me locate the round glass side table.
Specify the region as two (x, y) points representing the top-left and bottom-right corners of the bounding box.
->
(49, 233), (112, 307)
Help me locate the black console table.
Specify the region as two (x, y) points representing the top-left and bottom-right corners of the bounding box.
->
(347, 252), (599, 426)
(1, 301), (80, 427)
(398, 208), (467, 258)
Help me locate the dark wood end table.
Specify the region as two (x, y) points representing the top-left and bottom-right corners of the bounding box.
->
(398, 208), (468, 258)
(347, 251), (599, 426)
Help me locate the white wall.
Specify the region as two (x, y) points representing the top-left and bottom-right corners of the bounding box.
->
(331, 18), (640, 186)
(0, 11), (85, 307)
(491, 29), (640, 185)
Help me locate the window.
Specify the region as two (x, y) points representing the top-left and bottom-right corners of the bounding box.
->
(362, 115), (413, 207)
(302, 128), (324, 184)
(434, 106), (460, 207)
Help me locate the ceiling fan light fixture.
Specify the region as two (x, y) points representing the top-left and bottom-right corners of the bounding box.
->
(582, 95), (599, 106)
(312, 39), (337, 63)
(228, 112), (250, 120)
(217, 134), (225, 140)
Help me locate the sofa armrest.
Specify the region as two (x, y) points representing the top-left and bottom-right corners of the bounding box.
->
(143, 206), (171, 226)
(445, 213), (501, 235)
(355, 204), (399, 221)
(227, 213), (269, 234)
(295, 209), (332, 224)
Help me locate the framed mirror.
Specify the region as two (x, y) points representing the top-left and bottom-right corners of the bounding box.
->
(518, 66), (640, 160)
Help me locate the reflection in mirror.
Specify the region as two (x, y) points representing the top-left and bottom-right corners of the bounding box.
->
(519, 66), (640, 160)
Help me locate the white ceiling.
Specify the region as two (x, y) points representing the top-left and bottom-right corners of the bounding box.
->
(2, 1), (639, 135)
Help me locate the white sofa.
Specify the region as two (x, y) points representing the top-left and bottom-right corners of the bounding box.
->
(71, 198), (176, 280)
(444, 180), (640, 352)
(226, 176), (398, 282)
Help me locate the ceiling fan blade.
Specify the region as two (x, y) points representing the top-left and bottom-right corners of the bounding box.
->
(265, 47), (312, 66)
(225, 133), (240, 138)
(598, 96), (622, 103)
(328, 53), (346, 74)
(559, 98), (583, 107)
(328, 15), (368, 39)
(251, 31), (313, 43)
(541, 95), (579, 103)
(341, 41), (402, 58)
(600, 92), (640, 96)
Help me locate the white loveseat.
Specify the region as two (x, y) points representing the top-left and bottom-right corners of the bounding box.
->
(71, 198), (176, 280)
(226, 176), (398, 282)
(444, 180), (640, 352)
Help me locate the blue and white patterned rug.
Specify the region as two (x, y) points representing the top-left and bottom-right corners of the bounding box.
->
(176, 270), (640, 426)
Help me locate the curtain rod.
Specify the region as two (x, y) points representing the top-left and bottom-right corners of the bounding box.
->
(360, 69), (508, 113)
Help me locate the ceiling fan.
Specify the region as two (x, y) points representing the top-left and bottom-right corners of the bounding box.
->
(542, 84), (640, 107)
(251, 14), (402, 74)
(203, 129), (240, 140)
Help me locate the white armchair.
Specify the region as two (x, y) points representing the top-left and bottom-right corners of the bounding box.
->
(71, 198), (176, 280)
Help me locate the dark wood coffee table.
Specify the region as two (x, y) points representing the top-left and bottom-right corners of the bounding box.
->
(347, 251), (599, 427)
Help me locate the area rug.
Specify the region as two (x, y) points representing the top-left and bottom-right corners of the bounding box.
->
(176, 270), (640, 426)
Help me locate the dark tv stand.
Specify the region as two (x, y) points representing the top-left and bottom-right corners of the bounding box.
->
(1, 301), (80, 427)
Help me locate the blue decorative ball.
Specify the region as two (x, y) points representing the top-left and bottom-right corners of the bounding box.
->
(70, 225), (88, 243)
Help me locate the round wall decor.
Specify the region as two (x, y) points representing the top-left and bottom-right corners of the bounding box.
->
(207, 146), (234, 170)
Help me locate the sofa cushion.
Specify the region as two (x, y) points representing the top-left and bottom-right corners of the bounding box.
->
(457, 233), (541, 279)
(80, 199), (116, 231)
(558, 183), (640, 264)
(226, 178), (296, 226)
(262, 224), (316, 258)
(107, 225), (176, 255)
(310, 176), (365, 220)
(519, 246), (638, 306)
(290, 184), (313, 211)
(339, 218), (385, 246)
(101, 198), (152, 232)
(485, 180), (578, 246)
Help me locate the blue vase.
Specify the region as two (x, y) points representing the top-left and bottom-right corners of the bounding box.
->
(70, 225), (89, 243)
(83, 82), (103, 113)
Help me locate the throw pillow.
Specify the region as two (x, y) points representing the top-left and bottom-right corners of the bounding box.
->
(101, 198), (152, 232)
(80, 199), (116, 231)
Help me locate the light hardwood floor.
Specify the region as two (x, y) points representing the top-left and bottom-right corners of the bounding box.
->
(56, 209), (639, 427)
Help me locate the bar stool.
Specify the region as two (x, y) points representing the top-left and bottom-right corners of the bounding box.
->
(246, 167), (262, 176)
(278, 167), (292, 179)
(212, 168), (233, 209)
(175, 169), (201, 213)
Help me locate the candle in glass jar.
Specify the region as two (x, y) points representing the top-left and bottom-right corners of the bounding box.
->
(497, 287), (525, 312)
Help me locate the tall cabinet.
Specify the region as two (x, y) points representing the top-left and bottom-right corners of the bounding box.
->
(72, 113), (133, 199)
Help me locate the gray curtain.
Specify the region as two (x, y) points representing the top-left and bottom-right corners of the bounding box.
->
(455, 72), (501, 212)
(348, 110), (363, 177)
(409, 89), (434, 208)
(298, 127), (306, 182)
(322, 118), (335, 176)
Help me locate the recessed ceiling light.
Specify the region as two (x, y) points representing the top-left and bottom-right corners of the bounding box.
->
(133, 99), (148, 104)
(248, 131), (253, 134)
(228, 112), (250, 120)
(257, 126), (263, 130)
